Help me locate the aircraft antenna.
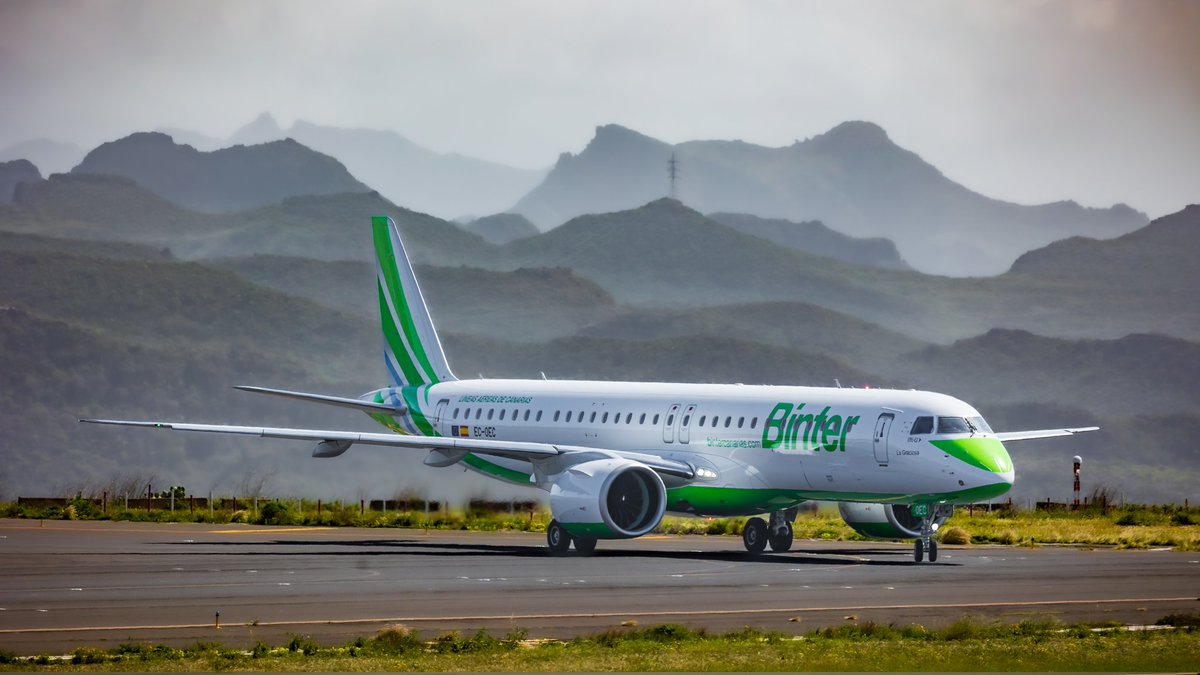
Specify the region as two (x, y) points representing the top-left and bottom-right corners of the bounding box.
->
(667, 152), (679, 199)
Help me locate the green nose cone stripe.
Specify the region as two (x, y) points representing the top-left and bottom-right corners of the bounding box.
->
(930, 438), (1013, 474)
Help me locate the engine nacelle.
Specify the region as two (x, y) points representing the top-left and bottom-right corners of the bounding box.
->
(838, 502), (952, 540)
(549, 458), (666, 539)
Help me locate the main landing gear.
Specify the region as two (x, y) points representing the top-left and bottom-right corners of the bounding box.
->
(743, 509), (797, 553)
(546, 519), (598, 556)
(912, 505), (947, 563)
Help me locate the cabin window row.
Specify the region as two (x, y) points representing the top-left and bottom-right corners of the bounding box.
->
(447, 407), (758, 429)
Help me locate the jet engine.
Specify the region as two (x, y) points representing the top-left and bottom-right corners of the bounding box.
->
(838, 502), (951, 539)
(549, 458), (666, 539)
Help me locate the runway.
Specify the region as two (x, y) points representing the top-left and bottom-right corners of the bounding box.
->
(1, 518), (1197, 654)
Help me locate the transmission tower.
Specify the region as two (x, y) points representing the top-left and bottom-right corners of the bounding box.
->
(667, 152), (679, 199)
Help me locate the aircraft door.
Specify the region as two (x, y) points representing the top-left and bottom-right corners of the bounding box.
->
(434, 399), (450, 436)
(663, 404), (680, 443)
(678, 404), (697, 444)
(873, 413), (893, 465)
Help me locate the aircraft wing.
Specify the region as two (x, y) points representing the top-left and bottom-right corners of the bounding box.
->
(78, 419), (695, 479)
(995, 427), (1099, 442)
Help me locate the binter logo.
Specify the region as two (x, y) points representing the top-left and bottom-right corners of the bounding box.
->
(762, 403), (860, 452)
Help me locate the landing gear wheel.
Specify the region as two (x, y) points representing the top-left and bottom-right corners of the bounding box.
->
(742, 517), (768, 553)
(546, 519), (572, 555)
(573, 536), (597, 555)
(913, 538), (924, 563)
(928, 539), (938, 562)
(768, 522), (794, 552)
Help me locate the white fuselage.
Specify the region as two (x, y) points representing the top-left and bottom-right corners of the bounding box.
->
(370, 378), (1014, 515)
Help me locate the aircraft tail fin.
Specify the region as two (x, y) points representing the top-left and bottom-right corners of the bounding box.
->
(372, 215), (457, 387)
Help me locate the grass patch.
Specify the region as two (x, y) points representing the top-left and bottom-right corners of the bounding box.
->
(5, 500), (1198, 550)
(1, 618), (1198, 672)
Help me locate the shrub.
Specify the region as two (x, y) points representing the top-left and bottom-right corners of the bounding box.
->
(251, 641), (270, 659)
(939, 526), (970, 545)
(259, 500), (297, 526)
(286, 634), (320, 655)
(369, 624), (424, 655)
(1155, 613), (1200, 627)
(71, 647), (107, 664)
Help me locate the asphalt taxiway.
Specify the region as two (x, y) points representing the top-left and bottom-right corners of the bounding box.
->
(1, 519), (1197, 654)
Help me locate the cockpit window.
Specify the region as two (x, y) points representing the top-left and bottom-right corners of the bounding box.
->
(910, 416), (933, 435)
(937, 416), (972, 434)
(968, 416), (993, 434)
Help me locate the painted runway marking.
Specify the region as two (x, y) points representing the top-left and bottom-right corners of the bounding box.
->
(3, 596), (1195, 635)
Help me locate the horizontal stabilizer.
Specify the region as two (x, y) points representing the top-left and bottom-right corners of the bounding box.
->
(995, 427), (1099, 442)
(235, 385), (404, 415)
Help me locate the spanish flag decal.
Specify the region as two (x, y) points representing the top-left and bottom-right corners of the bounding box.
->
(454, 425), (469, 438)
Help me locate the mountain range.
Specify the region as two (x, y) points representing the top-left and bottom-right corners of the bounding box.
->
(163, 113), (546, 220)
(72, 132), (371, 212)
(512, 122), (1147, 276)
(0, 116), (1194, 504)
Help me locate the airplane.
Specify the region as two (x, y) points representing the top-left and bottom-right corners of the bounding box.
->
(84, 216), (1098, 562)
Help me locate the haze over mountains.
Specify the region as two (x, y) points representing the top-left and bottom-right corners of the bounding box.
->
(0, 117), (1194, 504)
(163, 113), (546, 220)
(513, 122), (1147, 275)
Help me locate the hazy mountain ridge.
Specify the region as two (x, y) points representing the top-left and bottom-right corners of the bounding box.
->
(890, 329), (1200, 417)
(1007, 203), (1200, 288)
(707, 212), (911, 270)
(0, 175), (495, 265)
(461, 213), (540, 244)
(206, 256), (618, 343)
(152, 113), (546, 219)
(511, 122), (1148, 276)
(0, 159), (42, 203)
(0, 139), (85, 176)
(71, 132), (371, 212)
(579, 301), (926, 376)
(0, 229), (173, 262)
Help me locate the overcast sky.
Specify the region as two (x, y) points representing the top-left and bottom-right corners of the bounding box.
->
(1, 0), (1196, 217)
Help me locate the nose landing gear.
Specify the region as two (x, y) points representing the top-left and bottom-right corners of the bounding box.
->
(912, 504), (947, 563)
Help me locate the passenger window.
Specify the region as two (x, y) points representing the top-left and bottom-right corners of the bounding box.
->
(938, 417), (971, 434)
(738, 416), (744, 428)
(653, 414), (660, 425)
(712, 416), (719, 427)
(614, 413), (621, 425)
(590, 412), (597, 423)
(499, 410), (506, 420)
(699, 415), (706, 426)
(552, 411), (559, 422)
(602, 412), (609, 423)
(911, 417), (933, 435)
(750, 417), (758, 429)
(476, 409), (483, 420)
(666, 414), (675, 427)
(565, 411), (572, 422)
(625, 413), (632, 424)
(453, 407), (460, 419)
(488, 409), (495, 420)
(724, 416), (732, 428)
(639, 413), (646, 424)
(535, 410), (542, 422)
(682, 414), (691, 427)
